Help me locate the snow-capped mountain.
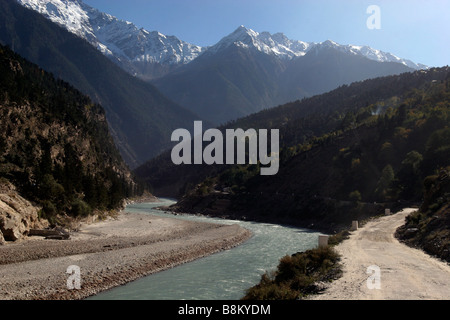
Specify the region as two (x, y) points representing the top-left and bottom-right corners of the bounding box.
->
(207, 25), (311, 60)
(16, 0), (428, 125)
(309, 39), (428, 70)
(211, 26), (426, 70)
(18, 0), (426, 73)
(154, 25), (422, 125)
(17, 0), (205, 75)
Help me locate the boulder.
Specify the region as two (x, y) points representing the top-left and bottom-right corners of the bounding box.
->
(0, 181), (45, 242)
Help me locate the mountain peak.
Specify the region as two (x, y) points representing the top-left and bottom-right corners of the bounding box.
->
(235, 24), (249, 32)
(320, 39), (339, 47)
(208, 26), (312, 59)
(17, 0), (205, 66)
(229, 25), (259, 41)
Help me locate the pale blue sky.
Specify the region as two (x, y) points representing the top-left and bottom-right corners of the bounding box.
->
(84, 0), (450, 67)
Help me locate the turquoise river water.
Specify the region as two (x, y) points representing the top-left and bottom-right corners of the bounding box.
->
(88, 198), (322, 300)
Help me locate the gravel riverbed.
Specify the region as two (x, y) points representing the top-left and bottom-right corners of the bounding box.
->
(0, 211), (252, 300)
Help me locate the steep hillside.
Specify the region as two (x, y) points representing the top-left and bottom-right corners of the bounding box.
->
(0, 0), (201, 168)
(137, 68), (449, 197)
(138, 67), (450, 233)
(279, 45), (415, 102)
(154, 43), (286, 125)
(396, 167), (450, 262)
(0, 44), (142, 237)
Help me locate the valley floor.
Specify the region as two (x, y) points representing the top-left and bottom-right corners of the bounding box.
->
(0, 210), (251, 300)
(311, 208), (450, 300)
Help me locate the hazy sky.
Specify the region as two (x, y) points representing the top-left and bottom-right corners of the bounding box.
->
(83, 0), (449, 67)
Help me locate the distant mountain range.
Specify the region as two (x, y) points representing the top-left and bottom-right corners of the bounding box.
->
(18, 1), (427, 75)
(204, 25), (426, 70)
(153, 26), (421, 124)
(17, 0), (428, 125)
(18, 0), (426, 125)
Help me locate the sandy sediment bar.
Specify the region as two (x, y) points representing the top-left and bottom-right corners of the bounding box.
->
(0, 212), (252, 300)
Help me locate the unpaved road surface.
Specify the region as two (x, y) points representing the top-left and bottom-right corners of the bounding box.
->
(312, 208), (450, 300)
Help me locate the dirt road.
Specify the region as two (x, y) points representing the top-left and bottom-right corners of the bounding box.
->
(312, 208), (450, 300)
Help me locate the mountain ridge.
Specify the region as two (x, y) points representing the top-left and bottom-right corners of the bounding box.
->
(207, 25), (427, 70)
(16, 0), (428, 126)
(147, 67), (449, 235)
(153, 39), (416, 125)
(136, 67), (449, 199)
(17, 0), (427, 78)
(1, 0), (202, 168)
(18, 0), (206, 79)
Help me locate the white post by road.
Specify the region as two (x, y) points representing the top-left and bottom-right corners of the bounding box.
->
(385, 208), (391, 216)
(318, 235), (329, 248)
(351, 221), (358, 231)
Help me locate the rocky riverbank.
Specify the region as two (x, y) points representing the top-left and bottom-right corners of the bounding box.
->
(0, 211), (252, 300)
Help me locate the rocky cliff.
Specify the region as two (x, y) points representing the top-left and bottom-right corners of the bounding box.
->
(0, 180), (48, 243)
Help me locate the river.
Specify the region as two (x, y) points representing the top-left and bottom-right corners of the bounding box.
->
(88, 198), (323, 300)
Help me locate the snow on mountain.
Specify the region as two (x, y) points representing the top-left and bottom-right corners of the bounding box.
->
(17, 0), (205, 65)
(17, 1), (426, 71)
(207, 25), (312, 60)
(311, 39), (428, 70)
(208, 26), (426, 70)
